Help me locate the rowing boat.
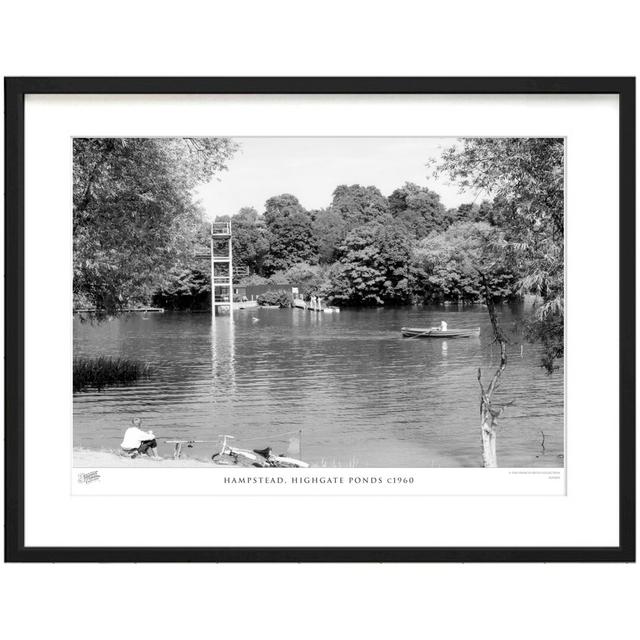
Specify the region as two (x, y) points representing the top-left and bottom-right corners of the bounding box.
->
(401, 326), (481, 339)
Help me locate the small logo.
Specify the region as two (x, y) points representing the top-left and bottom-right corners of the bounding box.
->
(77, 470), (101, 484)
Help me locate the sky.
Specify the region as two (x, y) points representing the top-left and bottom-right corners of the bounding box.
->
(195, 137), (480, 220)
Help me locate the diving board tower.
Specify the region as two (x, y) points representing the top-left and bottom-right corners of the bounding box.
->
(210, 221), (233, 315)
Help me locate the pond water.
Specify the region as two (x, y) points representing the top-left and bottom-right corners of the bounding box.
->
(73, 305), (564, 467)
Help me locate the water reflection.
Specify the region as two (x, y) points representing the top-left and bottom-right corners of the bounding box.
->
(73, 305), (564, 468)
(211, 314), (236, 394)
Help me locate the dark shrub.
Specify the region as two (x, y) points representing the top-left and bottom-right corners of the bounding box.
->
(256, 289), (293, 308)
(73, 356), (152, 392)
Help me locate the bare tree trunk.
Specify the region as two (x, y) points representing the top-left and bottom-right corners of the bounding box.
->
(477, 272), (510, 468)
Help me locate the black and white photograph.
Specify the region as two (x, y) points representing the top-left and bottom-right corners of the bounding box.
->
(4, 75), (634, 565)
(2, 2), (638, 635)
(72, 136), (565, 471)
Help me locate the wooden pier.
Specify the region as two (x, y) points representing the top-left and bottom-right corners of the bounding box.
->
(73, 307), (165, 314)
(292, 298), (340, 314)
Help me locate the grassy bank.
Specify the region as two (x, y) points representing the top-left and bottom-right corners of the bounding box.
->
(73, 448), (214, 467)
(73, 356), (152, 392)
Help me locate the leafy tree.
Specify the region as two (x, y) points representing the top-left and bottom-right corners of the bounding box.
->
(270, 262), (322, 284)
(444, 207), (461, 225)
(285, 263), (328, 296)
(455, 202), (478, 221)
(388, 183), (449, 238)
(437, 138), (564, 372)
(229, 207), (270, 274)
(262, 206), (319, 276)
(413, 222), (518, 303)
(327, 222), (414, 306)
(152, 267), (211, 310)
(235, 206), (259, 223)
(238, 273), (270, 286)
(263, 194), (306, 225)
(311, 207), (348, 263)
(73, 137), (237, 312)
(476, 200), (495, 224)
(147, 220), (216, 310)
(330, 185), (389, 228)
(455, 200), (500, 226)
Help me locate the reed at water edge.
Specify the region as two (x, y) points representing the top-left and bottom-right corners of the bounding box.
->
(73, 356), (152, 392)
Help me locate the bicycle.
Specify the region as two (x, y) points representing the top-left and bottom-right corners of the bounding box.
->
(211, 434), (309, 468)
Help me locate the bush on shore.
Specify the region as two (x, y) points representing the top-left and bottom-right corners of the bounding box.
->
(73, 356), (152, 392)
(256, 290), (293, 308)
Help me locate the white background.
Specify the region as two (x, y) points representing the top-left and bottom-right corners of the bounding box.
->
(1, 1), (638, 639)
(25, 94), (606, 548)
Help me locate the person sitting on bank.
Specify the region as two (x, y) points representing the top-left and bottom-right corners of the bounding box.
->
(440, 320), (448, 331)
(120, 418), (159, 459)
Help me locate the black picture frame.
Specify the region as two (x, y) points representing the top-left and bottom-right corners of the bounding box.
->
(4, 77), (635, 563)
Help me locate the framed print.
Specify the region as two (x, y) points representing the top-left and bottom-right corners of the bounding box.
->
(4, 77), (635, 562)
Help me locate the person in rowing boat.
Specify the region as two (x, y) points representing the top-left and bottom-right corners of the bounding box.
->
(439, 320), (448, 332)
(120, 417), (159, 459)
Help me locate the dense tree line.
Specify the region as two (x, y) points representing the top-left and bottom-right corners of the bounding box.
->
(159, 180), (520, 308)
(73, 136), (563, 373)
